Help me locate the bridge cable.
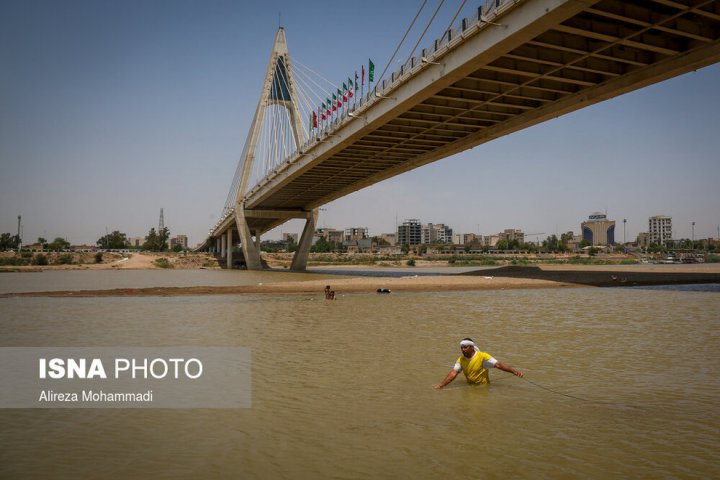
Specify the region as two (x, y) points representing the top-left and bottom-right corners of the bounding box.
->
(293, 59), (342, 97)
(376, 0), (428, 89)
(400, 0), (452, 74)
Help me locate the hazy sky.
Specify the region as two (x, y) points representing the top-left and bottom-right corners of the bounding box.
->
(1, 0), (719, 247)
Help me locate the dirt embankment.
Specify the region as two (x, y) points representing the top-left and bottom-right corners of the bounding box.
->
(0, 252), (221, 271)
(2, 264), (719, 299)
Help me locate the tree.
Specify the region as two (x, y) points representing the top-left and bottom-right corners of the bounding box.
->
(97, 230), (129, 249)
(143, 227), (170, 251)
(37, 237), (48, 249)
(542, 235), (560, 252)
(371, 236), (390, 247)
(0, 233), (17, 250)
(496, 239), (509, 250)
(47, 237), (71, 252)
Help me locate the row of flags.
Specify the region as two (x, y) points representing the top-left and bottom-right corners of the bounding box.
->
(310, 59), (375, 131)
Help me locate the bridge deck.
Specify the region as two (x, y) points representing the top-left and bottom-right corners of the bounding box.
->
(217, 0), (720, 237)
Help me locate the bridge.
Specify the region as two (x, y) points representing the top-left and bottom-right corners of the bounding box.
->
(203, 0), (720, 270)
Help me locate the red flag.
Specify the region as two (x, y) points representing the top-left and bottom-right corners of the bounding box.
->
(312, 111), (317, 128)
(361, 65), (365, 85)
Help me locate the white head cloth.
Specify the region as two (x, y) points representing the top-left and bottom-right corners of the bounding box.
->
(460, 339), (480, 352)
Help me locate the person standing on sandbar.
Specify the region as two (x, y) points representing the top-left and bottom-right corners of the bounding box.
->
(435, 338), (523, 389)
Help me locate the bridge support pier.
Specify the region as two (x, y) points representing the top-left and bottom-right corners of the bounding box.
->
(290, 208), (318, 271)
(235, 208), (263, 270)
(226, 229), (233, 269)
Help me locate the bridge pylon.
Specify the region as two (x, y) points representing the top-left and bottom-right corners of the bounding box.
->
(232, 27), (317, 271)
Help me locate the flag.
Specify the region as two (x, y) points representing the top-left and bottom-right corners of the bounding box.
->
(354, 72), (358, 90)
(332, 93), (337, 111)
(361, 65), (365, 85)
(321, 102), (327, 120)
(368, 59), (374, 82)
(348, 78), (354, 98)
(336, 89), (343, 107)
(326, 99), (332, 115)
(312, 111), (317, 128)
(342, 82), (348, 102)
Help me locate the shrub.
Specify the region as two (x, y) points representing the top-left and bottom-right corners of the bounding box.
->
(94, 252), (103, 263)
(55, 254), (74, 265)
(406, 259), (416, 266)
(154, 257), (174, 269)
(33, 254), (49, 265)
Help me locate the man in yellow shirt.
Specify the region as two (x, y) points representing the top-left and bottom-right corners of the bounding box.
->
(435, 338), (523, 389)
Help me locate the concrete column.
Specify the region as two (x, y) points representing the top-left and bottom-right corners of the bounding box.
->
(290, 208), (318, 271)
(226, 229), (233, 269)
(215, 237), (221, 254)
(234, 209), (263, 270)
(220, 234), (226, 257)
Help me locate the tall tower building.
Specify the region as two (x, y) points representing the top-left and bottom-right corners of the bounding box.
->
(581, 212), (616, 246)
(648, 215), (672, 246)
(397, 219), (422, 246)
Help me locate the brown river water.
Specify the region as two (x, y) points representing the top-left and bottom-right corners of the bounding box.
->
(1, 270), (718, 479)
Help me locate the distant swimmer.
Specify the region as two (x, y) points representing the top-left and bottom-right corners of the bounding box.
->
(435, 338), (523, 389)
(324, 285), (332, 300)
(376, 288), (391, 294)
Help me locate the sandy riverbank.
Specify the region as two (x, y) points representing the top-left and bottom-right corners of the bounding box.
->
(2, 263), (718, 298)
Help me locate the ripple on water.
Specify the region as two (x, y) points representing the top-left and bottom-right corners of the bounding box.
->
(1, 277), (718, 479)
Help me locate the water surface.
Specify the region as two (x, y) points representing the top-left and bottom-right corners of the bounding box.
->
(1, 271), (718, 479)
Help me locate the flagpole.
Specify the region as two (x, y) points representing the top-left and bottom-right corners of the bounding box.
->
(361, 65), (364, 104)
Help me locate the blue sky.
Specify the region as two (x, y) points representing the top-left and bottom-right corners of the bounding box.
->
(1, 0), (719, 247)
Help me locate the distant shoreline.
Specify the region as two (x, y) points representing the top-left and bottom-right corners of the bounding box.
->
(2, 264), (718, 298)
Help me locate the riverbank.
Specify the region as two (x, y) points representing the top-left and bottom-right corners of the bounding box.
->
(2, 263), (718, 298)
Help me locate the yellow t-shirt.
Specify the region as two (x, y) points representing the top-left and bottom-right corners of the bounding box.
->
(455, 351), (496, 384)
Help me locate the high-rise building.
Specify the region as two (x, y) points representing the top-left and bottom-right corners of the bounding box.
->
(422, 223), (453, 244)
(169, 235), (188, 249)
(581, 213), (616, 245)
(314, 228), (344, 244)
(500, 229), (525, 245)
(397, 219), (422, 246)
(344, 227), (368, 242)
(648, 215), (672, 246)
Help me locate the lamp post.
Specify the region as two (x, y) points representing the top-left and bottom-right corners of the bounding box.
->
(623, 219), (626, 245)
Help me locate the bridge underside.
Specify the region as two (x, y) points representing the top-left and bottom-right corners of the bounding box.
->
(242, 0), (720, 235)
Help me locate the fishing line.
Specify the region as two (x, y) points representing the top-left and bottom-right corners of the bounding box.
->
(519, 376), (590, 402)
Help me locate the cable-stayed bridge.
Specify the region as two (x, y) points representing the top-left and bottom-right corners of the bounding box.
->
(203, 0), (720, 270)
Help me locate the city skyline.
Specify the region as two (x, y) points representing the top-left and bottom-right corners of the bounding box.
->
(2, 1), (719, 247)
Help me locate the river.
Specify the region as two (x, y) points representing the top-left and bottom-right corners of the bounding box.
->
(1, 270), (718, 479)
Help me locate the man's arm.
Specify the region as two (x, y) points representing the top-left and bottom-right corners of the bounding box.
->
(435, 369), (459, 389)
(494, 361), (523, 377)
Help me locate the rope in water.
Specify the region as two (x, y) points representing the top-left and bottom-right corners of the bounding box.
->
(519, 376), (590, 402)
(455, 371), (590, 402)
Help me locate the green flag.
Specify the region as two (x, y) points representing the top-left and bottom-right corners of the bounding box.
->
(368, 59), (374, 82)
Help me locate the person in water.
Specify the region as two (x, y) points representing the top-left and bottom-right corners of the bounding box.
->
(435, 338), (523, 389)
